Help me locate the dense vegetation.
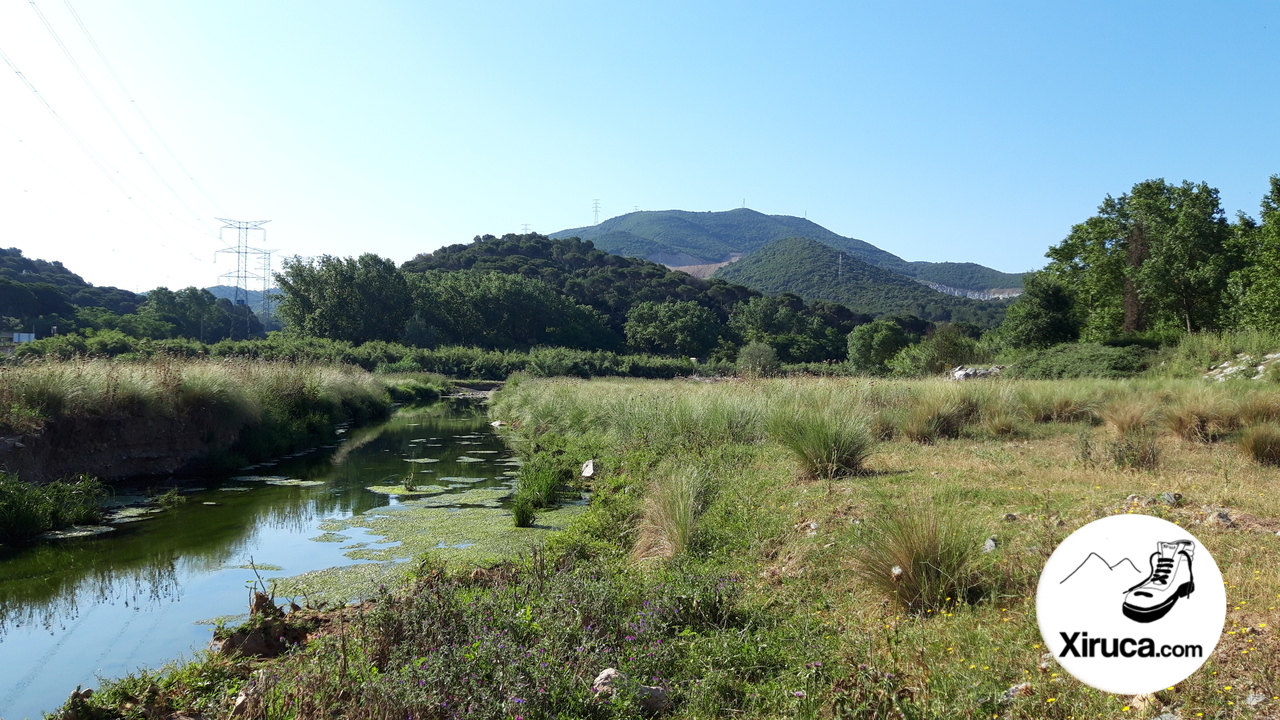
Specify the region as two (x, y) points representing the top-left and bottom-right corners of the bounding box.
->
(714, 237), (1010, 327)
(1, 248), (263, 342)
(551, 208), (1026, 290)
(280, 235), (869, 363)
(66, 376), (1280, 719)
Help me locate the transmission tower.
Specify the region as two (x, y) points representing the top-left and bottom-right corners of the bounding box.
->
(592, 199), (601, 224)
(215, 218), (269, 307)
(521, 223), (531, 233)
(257, 248), (279, 326)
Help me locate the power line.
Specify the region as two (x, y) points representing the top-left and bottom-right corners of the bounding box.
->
(215, 218), (269, 308)
(592, 199), (601, 225)
(27, 0), (212, 236)
(59, 0), (220, 212)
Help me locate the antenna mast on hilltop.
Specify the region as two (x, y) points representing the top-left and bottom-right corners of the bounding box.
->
(215, 218), (269, 307)
(593, 199), (601, 225)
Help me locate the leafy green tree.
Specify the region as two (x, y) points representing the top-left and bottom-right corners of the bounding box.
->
(728, 294), (847, 362)
(1045, 179), (1237, 339)
(405, 271), (617, 350)
(847, 319), (914, 375)
(888, 323), (981, 376)
(998, 273), (1080, 349)
(276, 254), (412, 344)
(624, 301), (723, 357)
(1229, 176), (1280, 331)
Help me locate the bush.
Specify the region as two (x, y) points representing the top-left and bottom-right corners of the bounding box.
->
(887, 324), (983, 377)
(851, 503), (986, 613)
(1004, 343), (1150, 380)
(1109, 433), (1160, 470)
(847, 320), (913, 376)
(767, 412), (874, 480)
(1239, 424), (1280, 466)
(736, 342), (780, 377)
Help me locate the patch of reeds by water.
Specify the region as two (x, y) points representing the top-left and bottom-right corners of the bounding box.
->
(0, 473), (108, 543)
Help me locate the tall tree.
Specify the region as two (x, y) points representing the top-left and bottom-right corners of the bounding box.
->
(1228, 176), (1280, 331)
(624, 300), (723, 357)
(998, 273), (1080, 349)
(1045, 179), (1236, 339)
(276, 254), (412, 344)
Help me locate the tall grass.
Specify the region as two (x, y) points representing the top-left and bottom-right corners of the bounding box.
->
(0, 473), (108, 543)
(1164, 386), (1238, 442)
(633, 466), (710, 561)
(767, 411), (874, 479)
(851, 503), (986, 613)
(1239, 424), (1280, 466)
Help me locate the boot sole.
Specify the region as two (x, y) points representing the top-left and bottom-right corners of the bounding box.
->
(1122, 581), (1194, 623)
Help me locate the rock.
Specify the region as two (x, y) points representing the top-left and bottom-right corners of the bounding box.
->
(1001, 682), (1033, 702)
(1002, 513), (1018, 522)
(592, 668), (670, 712)
(1158, 492), (1183, 506)
(490, 420), (505, 427)
(950, 365), (1005, 381)
(983, 536), (998, 553)
(1152, 714), (1181, 720)
(581, 459), (596, 478)
(1245, 692), (1265, 707)
(1207, 510), (1234, 527)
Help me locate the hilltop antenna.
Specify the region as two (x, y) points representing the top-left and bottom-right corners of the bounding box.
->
(216, 215), (268, 335)
(521, 223), (531, 233)
(633, 205), (639, 212)
(592, 199), (601, 225)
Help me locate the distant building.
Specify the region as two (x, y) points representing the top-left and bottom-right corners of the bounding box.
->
(0, 331), (35, 356)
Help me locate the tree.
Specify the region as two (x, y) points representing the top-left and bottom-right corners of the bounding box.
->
(888, 323), (981, 376)
(1044, 179), (1236, 339)
(728, 294), (848, 362)
(1229, 176), (1280, 331)
(998, 273), (1080, 349)
(276, 254), (412, 344)
(847, 319), (914, 376)
(624, 300), (723, 357)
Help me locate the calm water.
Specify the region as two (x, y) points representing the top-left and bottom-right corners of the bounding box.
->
(0, 403), (516, 720)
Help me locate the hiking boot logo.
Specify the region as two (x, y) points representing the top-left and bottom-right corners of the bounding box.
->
(1121, 540), (1195, 624)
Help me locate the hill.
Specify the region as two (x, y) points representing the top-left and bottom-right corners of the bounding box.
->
(714, 237), (1010, 327)
(550, 208), (1025, 293)
(0, 247), (142, 316)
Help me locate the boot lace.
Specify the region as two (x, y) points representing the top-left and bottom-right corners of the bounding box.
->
(1149, 557), (1173, 585)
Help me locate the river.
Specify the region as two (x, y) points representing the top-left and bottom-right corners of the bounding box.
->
(0, 402), (537, 720)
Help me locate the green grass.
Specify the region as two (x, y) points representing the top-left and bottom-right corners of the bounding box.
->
(0, 473), (108, 543)
(1239, 423), (1280, 466)
(767, 410), (874, 479)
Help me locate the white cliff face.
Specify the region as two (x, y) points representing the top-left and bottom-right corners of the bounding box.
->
(915, 279), (1023, 300)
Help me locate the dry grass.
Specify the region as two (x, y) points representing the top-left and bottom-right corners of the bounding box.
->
(1239, 423), (1280, 466)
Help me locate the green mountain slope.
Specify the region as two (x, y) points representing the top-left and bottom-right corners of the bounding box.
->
(551, 208), (1025, 291)
(714, 237), (1010, 327)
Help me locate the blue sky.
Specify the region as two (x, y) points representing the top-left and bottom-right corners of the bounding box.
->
(1, 1), (1276, 291)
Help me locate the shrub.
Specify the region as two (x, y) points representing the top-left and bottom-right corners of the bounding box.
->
(736, 342), (780, 377)
(851, 503), (986, 613)
(899, 387), (977, 444)
(1239, 424), (1280, 466)
(887, 324), (983, 377)
(847, 320), (914, 376)
(767, 412), (874, 479)
(1005, 343), (1150, 380)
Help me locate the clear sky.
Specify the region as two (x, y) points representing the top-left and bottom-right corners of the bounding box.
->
(1, 1), (1276, 292)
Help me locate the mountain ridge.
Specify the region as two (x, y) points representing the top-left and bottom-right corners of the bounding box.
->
(550, 208), (1026, 292)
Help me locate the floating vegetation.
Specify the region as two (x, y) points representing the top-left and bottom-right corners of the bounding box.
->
(455, 456), (485, 463)
(468, 450), (500, 454)
(364, 484), (449, 496)
(104, 507), (165, 523)
(230, 475), (290, 483)
(264, 479), (326, 487)
(403, 458), (440, 464)
(437, 476), (489, 484)
(232, 563), (283, 571)
(37, 525), (116, 540)
(219, 487), (252, 492)
(312, 532), (350, 543)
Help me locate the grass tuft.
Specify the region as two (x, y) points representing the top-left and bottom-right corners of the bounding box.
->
(1239, 423), (1280, 466)
(633, 466), (709, 562)
(767, 411), (874, 480)
(851, 503), (986, 614)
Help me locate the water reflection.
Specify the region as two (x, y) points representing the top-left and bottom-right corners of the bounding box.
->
(0, 401), (510, 719)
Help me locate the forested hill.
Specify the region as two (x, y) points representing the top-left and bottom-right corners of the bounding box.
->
(550, 208), (1026, 292)
(0, 247), (141, 316)
(401, 234), (759, 328)
(714, 237), (1010, 327)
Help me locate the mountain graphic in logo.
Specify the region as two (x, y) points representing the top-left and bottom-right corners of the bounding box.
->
(1059, 552), (1144, 586)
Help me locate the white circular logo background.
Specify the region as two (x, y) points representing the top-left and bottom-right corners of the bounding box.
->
(1036, 514), (1226, 695)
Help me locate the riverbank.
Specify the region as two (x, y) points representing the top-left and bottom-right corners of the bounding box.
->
(51, 377), (1280, 719)
(0, 359), (449, 484)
